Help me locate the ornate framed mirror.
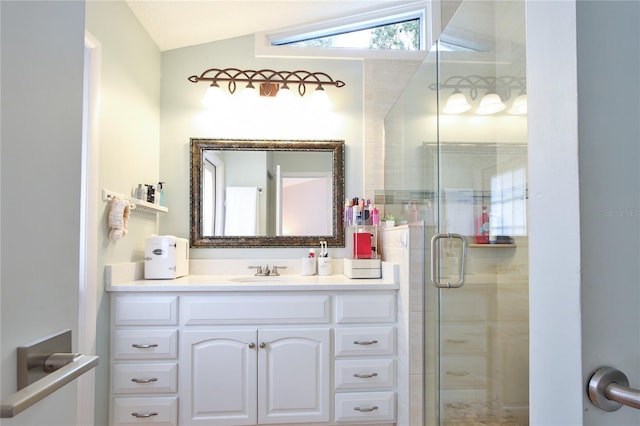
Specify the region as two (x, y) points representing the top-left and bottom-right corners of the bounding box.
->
(190, 138), (345, 248)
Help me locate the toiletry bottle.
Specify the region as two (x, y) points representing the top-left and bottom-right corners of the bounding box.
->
(353, 204), (361, 225)
(475, 206), (490, 244)
(344, 200), (353, 226)
(146, 184), (156, 204)
(157, 182), (165, 206)
(134, 184), (146, 200)
(372, 206), (379, 226)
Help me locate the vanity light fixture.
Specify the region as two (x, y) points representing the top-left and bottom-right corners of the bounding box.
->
(443, 88), (472, 114)
(432, 75), (526, 115)
(188, 68), (345, 108)
(476, 92), (506, 115)
(508, 93), (528, 115)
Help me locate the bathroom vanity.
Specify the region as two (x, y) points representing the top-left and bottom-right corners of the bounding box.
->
(106, 266), (399, 426)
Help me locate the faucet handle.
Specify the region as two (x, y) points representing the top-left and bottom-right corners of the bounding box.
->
(271, 265), (287, 276)
(248, 265), (262, 276)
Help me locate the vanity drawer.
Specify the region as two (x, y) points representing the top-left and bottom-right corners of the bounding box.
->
(335, 359), (395, 390)
(334, 326), (395, 357)
(112, 363), (178, 394)
(334, 391), (395, 423)
(112, 396), (177, 425)
(335, 294), (396, 323)
(113, 295), (178, 326)
(113, 329), (178, 360)
(182, 295), (330, 325)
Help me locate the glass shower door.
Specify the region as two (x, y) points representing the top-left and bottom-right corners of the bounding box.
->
(433, 1), (528, 425)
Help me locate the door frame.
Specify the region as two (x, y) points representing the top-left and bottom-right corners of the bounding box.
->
(76, 30), (101, 425)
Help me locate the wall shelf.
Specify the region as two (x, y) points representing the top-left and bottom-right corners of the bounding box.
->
(102, 189), (168, 219)
(131, 198), (168, 214)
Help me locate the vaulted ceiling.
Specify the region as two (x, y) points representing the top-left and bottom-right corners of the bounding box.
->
(125, 0), (407, 51)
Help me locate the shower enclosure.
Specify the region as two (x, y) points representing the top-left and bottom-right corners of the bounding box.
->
(383, 1), (528, 424)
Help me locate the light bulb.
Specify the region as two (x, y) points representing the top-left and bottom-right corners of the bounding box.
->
(201, 84), (226, 108)
(309, 87), (332, 111)
(239, 84), (258, 100)
(476, 93), (505, 115)
(443, 90), (471, 114)
(508, 94), (527, 115)
(276, 84), (298, 108)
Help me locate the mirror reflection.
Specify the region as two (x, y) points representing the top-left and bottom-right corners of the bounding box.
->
(190, 139), (345, 248)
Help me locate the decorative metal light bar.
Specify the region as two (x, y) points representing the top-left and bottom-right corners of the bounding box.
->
(188, 68), (346, 97)
(429, 75), (527, 115)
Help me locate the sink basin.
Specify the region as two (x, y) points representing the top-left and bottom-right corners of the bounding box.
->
(230, 276), (290, 283)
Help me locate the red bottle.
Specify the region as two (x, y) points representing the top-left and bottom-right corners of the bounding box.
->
(475, 206), (490, 244)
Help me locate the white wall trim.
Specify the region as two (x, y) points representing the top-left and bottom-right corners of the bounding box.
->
(77, 29), (101, 426)
(526, 1), (584, 424)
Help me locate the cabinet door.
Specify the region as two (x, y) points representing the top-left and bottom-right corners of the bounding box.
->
(257, 328), (330, 424)
(180, 329), (257, 426)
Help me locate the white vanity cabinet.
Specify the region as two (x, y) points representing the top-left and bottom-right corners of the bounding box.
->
(180, 294), (331, 425)
(181, 327), (330, 425)
(108, 288), (397, 426)
(333, 294), (397, 424)
(110, 295), (179, 426)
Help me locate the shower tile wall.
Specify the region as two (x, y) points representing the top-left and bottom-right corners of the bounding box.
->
(379, 223), (426, 426)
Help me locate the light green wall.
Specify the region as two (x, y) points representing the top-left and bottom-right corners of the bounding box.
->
(85, 2), (161, 424)
(159, 35), (363, 259)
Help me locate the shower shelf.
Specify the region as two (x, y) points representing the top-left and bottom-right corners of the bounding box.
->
(468, 244), (516, 248)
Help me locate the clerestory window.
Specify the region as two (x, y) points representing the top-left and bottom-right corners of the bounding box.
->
(256, 3), (435, 60)
(272, 17), (422, 51)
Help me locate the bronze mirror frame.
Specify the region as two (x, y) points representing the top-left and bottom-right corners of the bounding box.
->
(190, 138), (345, 248)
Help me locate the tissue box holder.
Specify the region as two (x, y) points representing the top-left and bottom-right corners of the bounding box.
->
(343, 258), (381, 279)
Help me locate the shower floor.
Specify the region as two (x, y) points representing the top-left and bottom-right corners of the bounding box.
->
(443, 400), (528, 426)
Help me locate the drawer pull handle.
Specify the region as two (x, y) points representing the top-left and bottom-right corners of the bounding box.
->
(248, 343), (256, 349)
(446, 370), (471, 376)
(131, 412), (158, 418)
(446, 339), (470, 344)
(354, 406), (379, 412)
(131, 377), (158, 384)
(131, 344), (158, 349)
(354, 372), (378, 379)
(353, 340), (378, 345)
(259, 342), (266, 349)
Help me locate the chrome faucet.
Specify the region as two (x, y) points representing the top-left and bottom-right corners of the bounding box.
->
(248, 265), (287, 276)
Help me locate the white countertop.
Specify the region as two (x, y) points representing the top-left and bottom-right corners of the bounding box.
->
(105, 261), (399, 292)
(106, 274), (398, 292)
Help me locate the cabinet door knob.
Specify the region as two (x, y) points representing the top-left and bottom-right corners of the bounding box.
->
(131, 377), (158, 384)
(131, 343), (158, 349)
(259, 342), (266, 349)
(248, 342), (256, 349)
(353, 340), (378, 345)
(131, 412), (158, 418)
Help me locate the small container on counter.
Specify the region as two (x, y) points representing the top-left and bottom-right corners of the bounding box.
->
(301, 257), (316, 276)
(317, 257), (332, 276)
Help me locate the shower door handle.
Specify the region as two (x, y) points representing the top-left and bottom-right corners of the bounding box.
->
(588, 367), (640, 411)
(430, 233), (467, 289)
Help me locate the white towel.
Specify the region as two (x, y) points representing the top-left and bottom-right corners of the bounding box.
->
(224, 187), (259, 236)
(108, 198), (130, 241)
